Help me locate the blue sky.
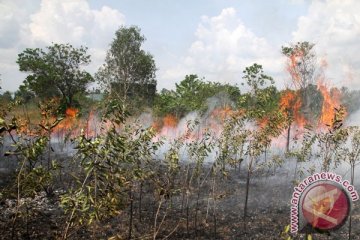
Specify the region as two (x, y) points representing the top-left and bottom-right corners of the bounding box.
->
(1, 0), (359, 92)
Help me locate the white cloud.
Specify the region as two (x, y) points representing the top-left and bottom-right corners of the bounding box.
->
(22, 0), (125, 47)
(0, 0), (125, 91)
(158, 8), (284, 90)
(292, 0), (360, 89)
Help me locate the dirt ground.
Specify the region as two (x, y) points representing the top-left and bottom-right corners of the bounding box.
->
(1, 163), (360, 240)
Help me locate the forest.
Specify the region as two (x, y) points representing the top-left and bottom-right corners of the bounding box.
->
(1, 26), (360, 239)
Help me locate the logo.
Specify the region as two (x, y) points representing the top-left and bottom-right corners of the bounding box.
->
(301, 182), (349, 230)
(290, 172), (359, 233)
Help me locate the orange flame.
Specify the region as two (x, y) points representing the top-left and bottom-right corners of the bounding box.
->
(279, 90), (306, 127)
(151, 120), (162, 133)
(317, 80), (345, 127)
(65, 107), (78, 118)
(257, 117), (269, 128)
(286, 50), (304, 89)
(163, 114), (178, 128)
(151, 114), (179, 140)
(52, 108), (80, 138)
(210, 106), (234, 121)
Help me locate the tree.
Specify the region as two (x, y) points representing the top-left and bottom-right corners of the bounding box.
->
(239, 63), (279, 120)
(0, 91), (13, 104)
(153, 75), (241, 118)
(237, 64), (286, 228)
(96, 26), (157, 111)
(15, 84), (35, 103)
(17, 43), (93, 108)
(281, 41), (316, 90)
(281, 42), (317, 122)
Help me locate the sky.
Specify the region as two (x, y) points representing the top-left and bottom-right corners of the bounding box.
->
(1, 0), (360, 93)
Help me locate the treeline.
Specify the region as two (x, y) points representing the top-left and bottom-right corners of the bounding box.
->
(1, 25), (360, 122)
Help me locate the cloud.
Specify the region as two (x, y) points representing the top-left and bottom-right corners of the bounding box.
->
(0, 0), (125, 92)
(0, 1), (36, 48)
(22, 0), (125, 47)
(158, 8), (284, 90)
(292, 0), (360, 89)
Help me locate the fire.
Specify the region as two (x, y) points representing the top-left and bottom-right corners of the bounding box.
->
(151, 114), (179, 140)
(53, 107), (80, 138)
(210, 106), (234, 121)
(65, 107), (78, 118)
(279, 90), (306, 127)
(151, 107), (237, 140)
(258, 117), (269, 128)
(85, 110), (97, 137)
(286, 49), (304, 89)
(151, 120), (162, 133)
(317, 80), (345, 127)
(163, 114), (178, 128)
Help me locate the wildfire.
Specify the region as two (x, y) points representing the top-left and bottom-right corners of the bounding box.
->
(151, 114), (179, 140)
(210, 106), (234, 121)
(317, 80), (345, 127)
(286, 50), (304, 89)
(151, 120), (162, 132)
(53, 107), (80, 138)
(258, 117), (269, 128)
(279, 90), (306, 127)
(163, 114), (178, 128)
(151, 107), (237, 140)
(65, 107), (78, 118)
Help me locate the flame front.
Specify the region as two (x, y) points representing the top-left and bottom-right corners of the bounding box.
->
(286, 49), (304, 89)
(65, 107), (78, 118)
(279, 90), (306, 127)
(317, 80), (345, 127)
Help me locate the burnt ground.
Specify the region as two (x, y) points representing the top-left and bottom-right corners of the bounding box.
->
(1, 161), (360, 240)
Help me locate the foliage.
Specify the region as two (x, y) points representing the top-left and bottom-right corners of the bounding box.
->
(153, 74), (241, 118)
(17, 43), (93, 109)
(1, 99), (62, 197)
(60, 98), (161, 238)
(96, 26), (157, 112)
(281, 41), (316, 90)
(14, 84), (35, 103)
(316, 106), (348, 172)
(341, 87), (360, 114)
(239, 63), (282, 123)
(3, 31), (360, 239)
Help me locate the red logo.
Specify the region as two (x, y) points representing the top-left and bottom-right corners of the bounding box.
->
(301, 182), (350, 230)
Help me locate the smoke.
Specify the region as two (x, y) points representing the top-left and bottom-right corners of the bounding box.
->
(345, 108), (360, 126)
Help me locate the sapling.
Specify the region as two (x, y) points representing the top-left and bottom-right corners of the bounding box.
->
(242, 111), (285, 232)
(342, 126), (360, 240)
(317, 107), (348, 172)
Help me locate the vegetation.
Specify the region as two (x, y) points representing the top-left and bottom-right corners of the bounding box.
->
(1, 27), (360, 240)
(17, 43), (94, 110)
(96, 26), (157, 113)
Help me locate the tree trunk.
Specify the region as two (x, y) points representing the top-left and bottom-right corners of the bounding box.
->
(286, 124), (291, 152)
(128, 189), (134, 240)
(244, 156), (254, 232)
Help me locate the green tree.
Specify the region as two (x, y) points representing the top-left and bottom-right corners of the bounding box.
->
(14, 84), (35, 103)
(153, 88), (182, 117)
(96, 26), (157, 112)
(239, 63), (279, 120)
(0, 91), (13, 103)
(17, 43), (93, 108)
(174, 74), (207, 116)
(153, 75), (241, 118)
